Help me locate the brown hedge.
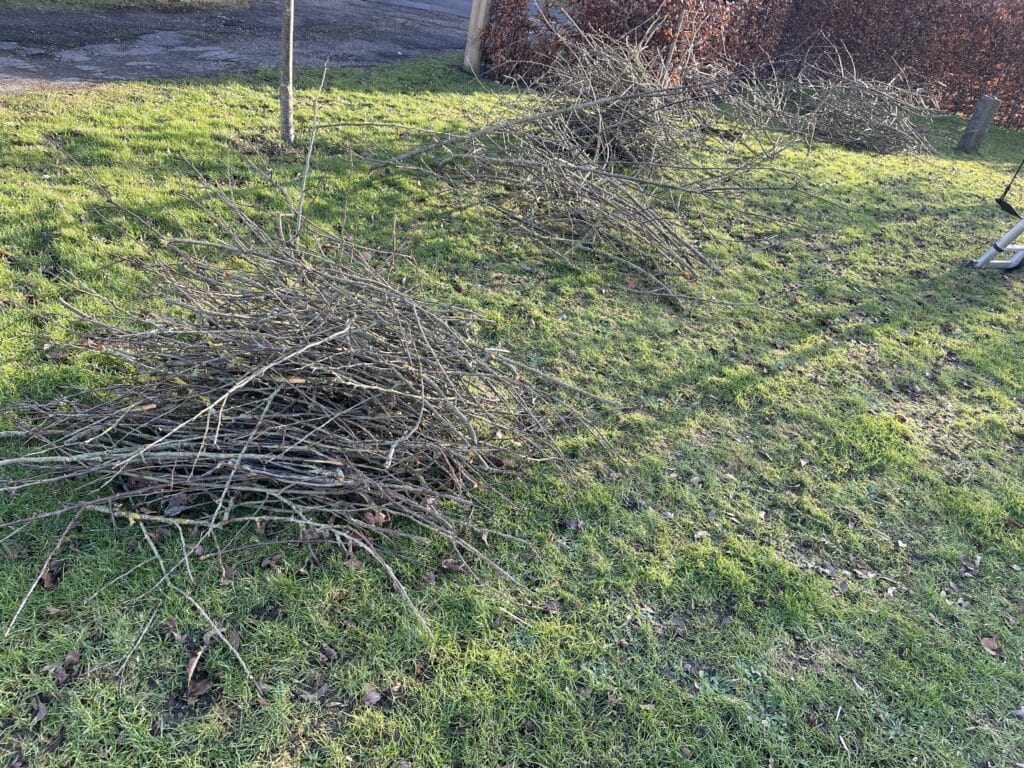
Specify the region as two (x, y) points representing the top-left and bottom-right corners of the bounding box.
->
(483, 0), (1024, 130)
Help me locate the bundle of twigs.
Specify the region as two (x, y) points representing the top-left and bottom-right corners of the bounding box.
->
(772, 49), (934, 153)
(0, 196), (557, 635)
(375, 27), (795, 304)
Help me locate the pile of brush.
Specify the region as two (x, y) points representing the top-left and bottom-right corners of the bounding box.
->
(0, 200), (554, 630)
(772, 48), (934, 153)
(374, 28), (933, 303)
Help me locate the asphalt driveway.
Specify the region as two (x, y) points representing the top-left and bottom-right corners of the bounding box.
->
(0, 0), (471, 91)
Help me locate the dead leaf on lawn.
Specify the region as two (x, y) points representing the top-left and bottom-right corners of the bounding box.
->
(300, 683), (330, 703)
(320, 643), (338, 662)
(184, 644), (207, 692)
(41, 559), (67, 589)
(185, 673), (214, 704)
(440, 557), (468, 573)
(260, 553), (283, 570)
(360, 685), (382, 707)
(980, 636), (1001, 657)
(30, 696), (47, 724)
(343, 557), (364, 570)
(63, 650), (81, 668)
(45, 605), (71, 619)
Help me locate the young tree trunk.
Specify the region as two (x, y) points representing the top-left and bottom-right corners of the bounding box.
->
(280, 0), (295, 145)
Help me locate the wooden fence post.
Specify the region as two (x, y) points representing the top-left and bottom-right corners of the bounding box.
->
(958, 95), (1000, 153)
(463, 0), (493, 76)
(280, 0), (295, 145)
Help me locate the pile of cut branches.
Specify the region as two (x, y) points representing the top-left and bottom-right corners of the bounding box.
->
(768, 49), (934, 153)
(0, 196), (556, 635)
(376, 27), (798, 304)
(372, 26), (934, 304)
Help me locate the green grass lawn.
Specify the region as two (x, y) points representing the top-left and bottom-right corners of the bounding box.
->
(1, 60), (1023, 767)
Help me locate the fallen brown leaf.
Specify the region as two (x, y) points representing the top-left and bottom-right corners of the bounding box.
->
(184, 645), (207, 692)
(30, 697), (47, 724)
(980, 636), (1001, 657)
(360, 685), (382, 706)
(41, 560), (67, 589)
(300, 683), (330, 703)
(185, 673), (214, 703)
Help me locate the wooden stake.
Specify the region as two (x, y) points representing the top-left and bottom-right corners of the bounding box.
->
(280, 0), (295, 145)
(958, 95), (1000, 153)
(463, 0), (493, 76)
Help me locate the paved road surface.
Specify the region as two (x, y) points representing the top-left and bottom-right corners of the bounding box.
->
(0, 0), (471, 91)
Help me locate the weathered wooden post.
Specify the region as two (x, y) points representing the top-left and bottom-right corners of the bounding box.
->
(463, 0), (493, 76)
(958, 95), (1000, 153)
(280, 0), (295, 145)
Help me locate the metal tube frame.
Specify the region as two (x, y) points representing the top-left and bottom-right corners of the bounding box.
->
(975, 217), (1024, 270)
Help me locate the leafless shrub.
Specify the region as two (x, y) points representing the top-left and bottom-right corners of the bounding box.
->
(0, 188), (563, 640)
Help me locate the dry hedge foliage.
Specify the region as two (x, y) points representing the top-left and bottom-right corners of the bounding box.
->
(0, 189), (560, 634)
